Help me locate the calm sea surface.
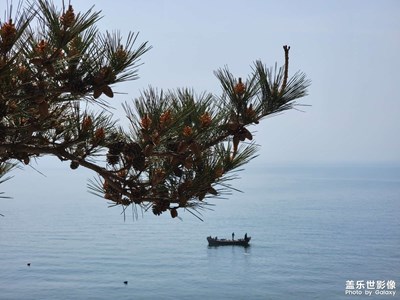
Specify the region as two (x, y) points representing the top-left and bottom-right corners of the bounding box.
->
(0, 163), (399, 299)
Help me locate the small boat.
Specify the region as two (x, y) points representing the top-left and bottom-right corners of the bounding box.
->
(207, 235), (251, 247)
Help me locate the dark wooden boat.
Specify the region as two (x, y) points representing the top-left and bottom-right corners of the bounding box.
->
(207, 236), (251, 247)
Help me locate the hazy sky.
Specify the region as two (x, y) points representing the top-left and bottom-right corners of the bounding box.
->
(3, 0), (400, 164)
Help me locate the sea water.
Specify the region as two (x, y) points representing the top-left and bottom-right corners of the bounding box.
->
(0, 163), (399, 299)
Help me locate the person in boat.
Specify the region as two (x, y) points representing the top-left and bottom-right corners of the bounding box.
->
(232, 232), (235, 241)
(245, 233), (247, 240)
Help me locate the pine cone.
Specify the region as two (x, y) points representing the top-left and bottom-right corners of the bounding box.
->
(152, 200), (169, 216)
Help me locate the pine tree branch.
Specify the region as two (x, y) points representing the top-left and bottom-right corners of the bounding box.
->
(0, 1), (311, 219)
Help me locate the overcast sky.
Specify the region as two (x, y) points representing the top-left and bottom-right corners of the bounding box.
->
(3, 0), (400, 164)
